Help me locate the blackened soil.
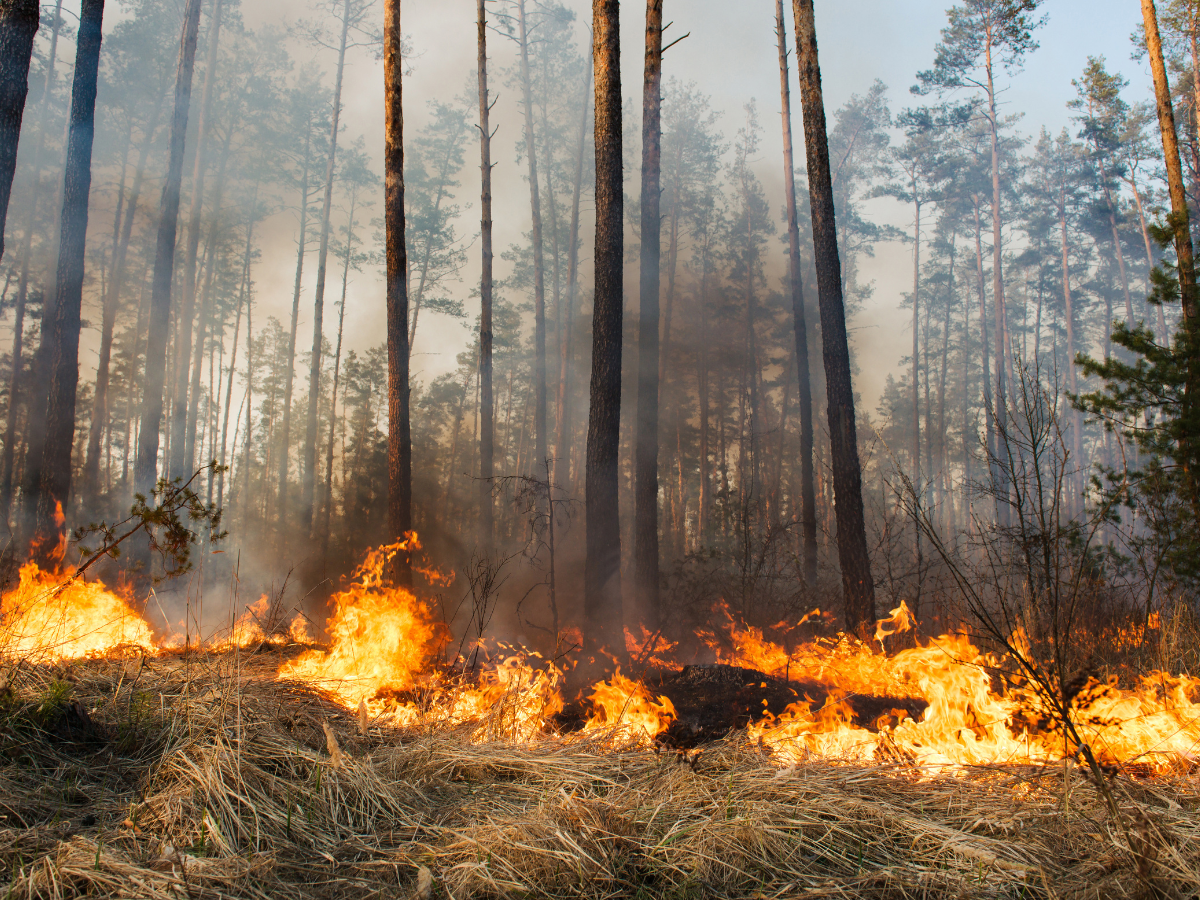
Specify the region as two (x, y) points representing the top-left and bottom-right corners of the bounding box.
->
(554, 663), (929, 749)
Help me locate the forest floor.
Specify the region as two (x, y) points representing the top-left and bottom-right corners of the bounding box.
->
(1, 648), (1198, 900)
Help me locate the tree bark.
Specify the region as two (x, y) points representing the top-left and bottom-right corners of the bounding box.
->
(320, 187), (355, 564)
(791, 0), (876, 634)
(516, 0), (548, 477)
(1058, 193), (1083, 513)
(984, 35), (1011, 524)
(81, 119), (132, 505)
(277, 118), (313, 537)
(775, 0), (816, 585)
(170, 0), (222, 480)
(83, 98), (164, 503)
(0, 0), (38, 264)
(384, 0), (411, 586)
(1, 0), (61, 527)
(184, 132), (232, 470)
(134, 0), (203, 505)
(585, 0), (625, 658)
(477, 0), (494, 551)
(33, 0), (104, 555)
(302, 0), (351, 535)
(217, 210), (253, 511)
(555, 65), (590, 496)
(634, 0), (662, 628)
(1142, 0), (1200, 517)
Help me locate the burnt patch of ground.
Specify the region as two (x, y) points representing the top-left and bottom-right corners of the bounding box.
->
(553, 663), (929, 748)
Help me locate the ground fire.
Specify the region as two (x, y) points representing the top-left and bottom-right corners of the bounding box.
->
(3, 541), (1196, 774)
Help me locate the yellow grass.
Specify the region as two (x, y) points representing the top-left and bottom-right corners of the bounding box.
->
(1, 647), (1197, 899)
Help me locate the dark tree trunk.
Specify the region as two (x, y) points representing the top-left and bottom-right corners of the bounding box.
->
(384, 0), (411, 586)
(0, 0), (38, 263)
(302, 0), (351, 535)
(775, 0), (816, 585)
(134, 0), (203, 504)
(634, 0), (662, 628)
(477, 0), (494, 551)
(170, 0), (222, 481)
(791, 0), (876, 635)
(2, 0), (60, 528)
(516, 0), (548, 476)
(584, 0), (625, 659)
(32, 0), (104, 556)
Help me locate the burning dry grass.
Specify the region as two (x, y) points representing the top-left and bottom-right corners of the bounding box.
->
(1, 649), (1198, 900)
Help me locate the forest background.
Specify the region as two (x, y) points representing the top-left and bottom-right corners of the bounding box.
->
(0, 0), (1183, 646)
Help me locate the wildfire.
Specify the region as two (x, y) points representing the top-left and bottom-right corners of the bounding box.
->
(3, 536), (1197, 772)
(278, 539), (445, 712)
(0, 561), (154, 662)
(223, 595), (312, 648)
(584, 669), (676, 745)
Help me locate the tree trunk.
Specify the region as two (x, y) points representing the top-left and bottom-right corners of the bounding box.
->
(1058, 196), (1083, 513)
(585, 0), (625, 659)
(384, 0), (411, 586)
(320, 188), (355, 564)
(1, 0), (60, 527)
(170, 0), (222, 480)
(1124, 173), (1169, 342)
(83, 98), (163, 503)
(972, 198), (996, 487)
(983, 38), (1011, 525)
(0, 0), (38, 263)
(81, 118), (132, 505)
(697, 234), (711, 542)
(1143, 0), (1200, 517)
(33, 0), (104, 555)
(791, 0), (876, 634)
(184, 134), (232, 468)
(555, 65), (590, 496)
(217, 211), (253, 511)
(277, 119), (313, 537)
(134, 0), (203, 506)
(775, 0), (816, 585)
(516, 0), (548, 478)
(301, 0), (351, 535)
(477, 0), (494, 551)
(634, 0), (662, 628)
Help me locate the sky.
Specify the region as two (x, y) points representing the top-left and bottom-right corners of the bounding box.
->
(199, 0), (1157, 413)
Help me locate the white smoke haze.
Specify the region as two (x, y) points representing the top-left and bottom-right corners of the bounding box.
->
(66, 0), (1151, 420)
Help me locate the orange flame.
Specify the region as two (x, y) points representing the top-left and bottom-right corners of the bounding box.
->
(3, 537), (1197, 772)
(0, 561), (154, 661)
(583, 669), (675, 745)
(873, 600), (916, 646)
(278, 540), (444, 710)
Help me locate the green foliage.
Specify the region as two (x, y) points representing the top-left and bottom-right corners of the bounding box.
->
(73, 465), (227, 583)
(1075, 229), (1200, 588)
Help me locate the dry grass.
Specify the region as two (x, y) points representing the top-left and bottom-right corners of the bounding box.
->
(0, 647), (1197, 899)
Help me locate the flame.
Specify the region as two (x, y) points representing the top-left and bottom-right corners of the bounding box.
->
(0, 561), (154, 661)
(220, 597), (312, 648)
(873, 600), (915, 646)
(624, 624), (679, 669)
(3, 536), (1196, 772)
(278, 540), (445, 709)
(583, 669), (676, 745)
